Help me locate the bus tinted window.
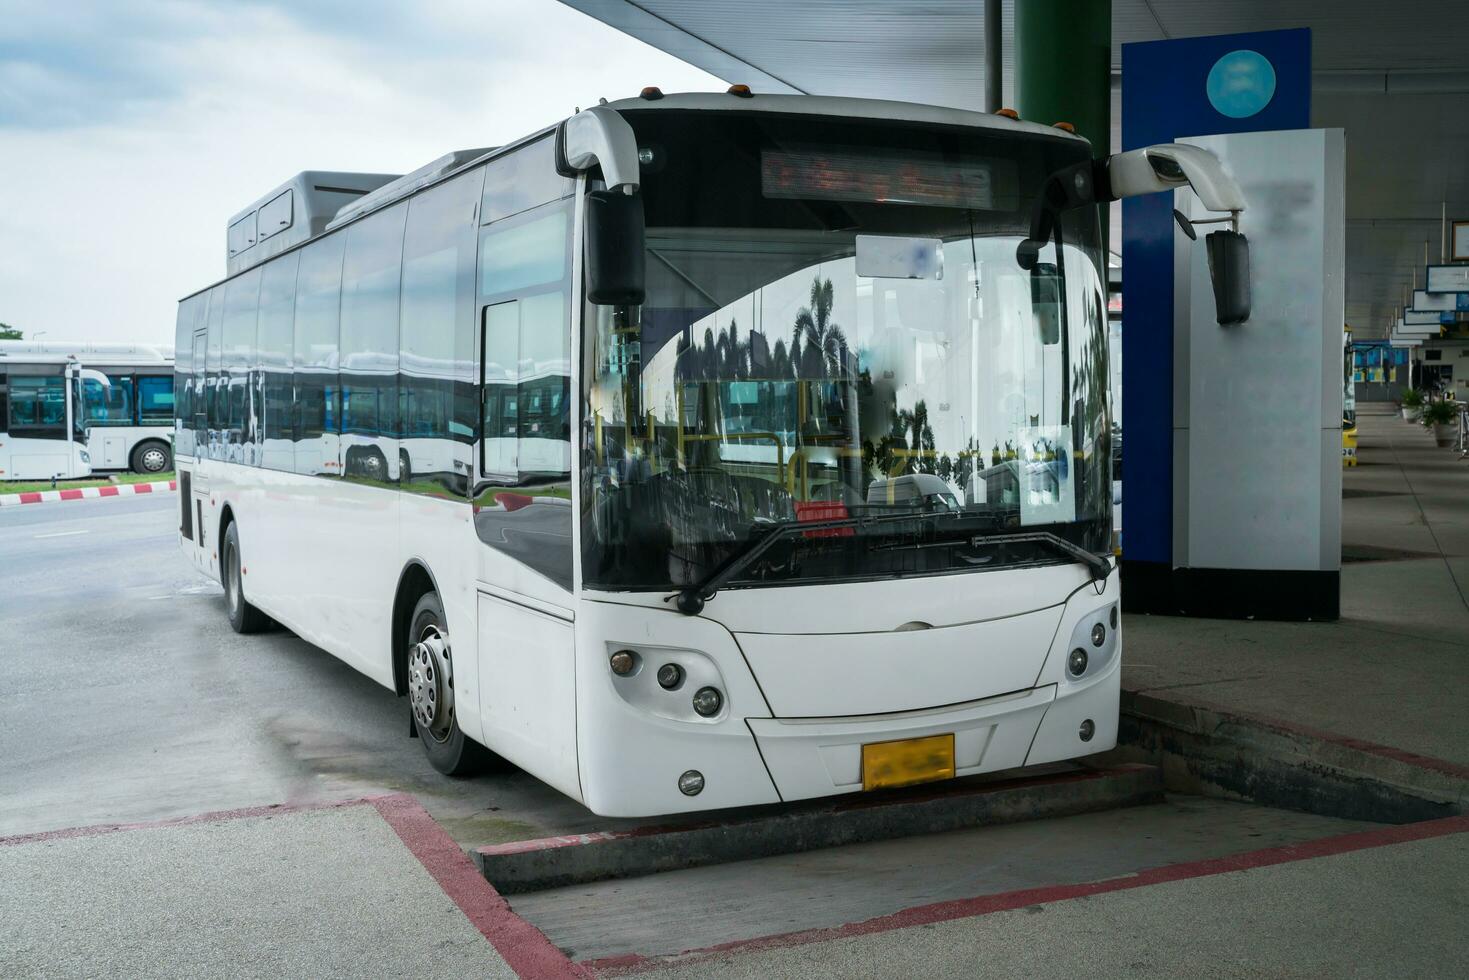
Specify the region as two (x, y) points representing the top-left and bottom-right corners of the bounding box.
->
(138, 375), (174, 423)
(222, 267), (261, 464)
(401, 168), (481, 497)
(174, 295), (201, 457)
(257, 251), (299, 471)
(7, 375), (67, 436)
(294, 233), (345, 477)
(340, 203), (406, 485)
(480, 136), (572, 224)
(84, 375), (134, 426)
(205, 286), (225, 457)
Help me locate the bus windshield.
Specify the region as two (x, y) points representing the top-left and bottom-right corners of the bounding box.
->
(581, 111), (1110, 593)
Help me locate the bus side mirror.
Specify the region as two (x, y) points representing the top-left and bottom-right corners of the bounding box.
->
(585, 189), (646, 306)
(1206, 229), (1251, 326)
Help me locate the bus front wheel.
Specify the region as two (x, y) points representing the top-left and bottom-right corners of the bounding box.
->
(407, 592), (490, 776)
(222, 521), (270, 634)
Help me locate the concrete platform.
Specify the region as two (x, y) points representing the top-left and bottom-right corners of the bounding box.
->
(614, 816), (1469, 978)
(512, 794), (1377, 966)
(1123, 405), (1469, 775)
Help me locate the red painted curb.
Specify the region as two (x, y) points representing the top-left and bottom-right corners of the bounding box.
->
(584, 814), (1469, 975)
(370, 795), (586, 979)
(18, 491), (41, 503)
(134, 482), (153, 494)
(98, 485), (119, 496)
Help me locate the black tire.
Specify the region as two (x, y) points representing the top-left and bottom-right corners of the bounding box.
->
(131, 440), (173, 475)
(407, 592), (491, 776)
(222, 521), (270, 634)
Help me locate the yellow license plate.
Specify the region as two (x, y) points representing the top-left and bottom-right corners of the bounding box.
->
(861, 733), (956, 791)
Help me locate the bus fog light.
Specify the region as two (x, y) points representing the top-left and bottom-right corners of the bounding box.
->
(657, 663), (684, 690)
(678, 770), (705, 796)
(1091, 623), (1106, 647)
(1068, 648), (1088, 676)
(692, 686), (723, 717)
(609, 650), (639, 676)
(1079, 719), (1095, 742)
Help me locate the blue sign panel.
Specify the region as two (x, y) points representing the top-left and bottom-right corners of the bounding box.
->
(1121, 29), (1310, 566)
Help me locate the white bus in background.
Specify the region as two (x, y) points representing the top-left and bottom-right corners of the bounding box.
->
(0, 341), (175, 476)
(0, 350), (102, 481)
(175, 93), (1244, 817)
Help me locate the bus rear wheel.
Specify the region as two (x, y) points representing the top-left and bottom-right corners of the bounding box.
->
(132, 440), (172, 475)
(407, 592), (490, 776)
(222, 521), (269, 634)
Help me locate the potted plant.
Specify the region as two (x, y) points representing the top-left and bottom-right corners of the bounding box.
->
(1420, 399), (1458, 448)
(1401, 387), (1425, 421)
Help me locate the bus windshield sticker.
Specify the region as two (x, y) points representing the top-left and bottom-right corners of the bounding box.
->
(855, 235), (944, 280)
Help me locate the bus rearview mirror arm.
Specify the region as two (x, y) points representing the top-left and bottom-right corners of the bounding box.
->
(556, 106), (648, 305)
(1016, 143), (1250, 326)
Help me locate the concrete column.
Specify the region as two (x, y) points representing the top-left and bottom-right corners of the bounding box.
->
(1015, 0), (1112, 158)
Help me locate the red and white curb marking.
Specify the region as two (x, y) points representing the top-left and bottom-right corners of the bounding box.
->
(0, 479), (176, 507)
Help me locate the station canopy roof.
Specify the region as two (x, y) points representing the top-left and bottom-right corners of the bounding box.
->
(561, 0), (1469, 338)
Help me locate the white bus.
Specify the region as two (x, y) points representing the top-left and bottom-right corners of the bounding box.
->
(0, 342), (175, 477)
(176, 93), (1244, 817)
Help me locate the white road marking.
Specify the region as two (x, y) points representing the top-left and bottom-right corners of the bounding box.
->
(34, 529), (90, 539)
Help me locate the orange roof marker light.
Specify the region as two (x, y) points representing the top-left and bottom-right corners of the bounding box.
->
(1053, 121), (1076, 133)
(640, 86), (664, 100)
(727, 83), (754, 98)
(995, 108), (1020, 119)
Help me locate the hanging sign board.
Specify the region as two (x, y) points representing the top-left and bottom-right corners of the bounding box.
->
(1403, 307), (1441, 325)
(1454, 221), (1469, 262)
(1426, 264), (1469, 293)
(1395, 319), (1437, 336)
(1413, 289), (1458, 313)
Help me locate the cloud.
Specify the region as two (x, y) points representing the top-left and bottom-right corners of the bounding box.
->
(0, 0), (723, 343)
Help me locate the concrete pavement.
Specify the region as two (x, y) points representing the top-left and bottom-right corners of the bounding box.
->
(1123, 404), (1469, 770)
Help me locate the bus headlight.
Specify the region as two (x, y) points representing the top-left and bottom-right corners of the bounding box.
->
(657, 663), (684, 690)
(1091, 623), (1106, 647)
(79, 450), (90, 463)
(609, 650), (639, 676)
(692, 686), (723, 717)
(1068, 648), (1089, 676)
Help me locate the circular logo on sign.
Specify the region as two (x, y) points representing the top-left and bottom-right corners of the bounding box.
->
(1206, 49), (1276, 119)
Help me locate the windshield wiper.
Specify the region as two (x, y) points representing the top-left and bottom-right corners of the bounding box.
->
(874, 529), (1112, 582)
(668, 511), (946, 615)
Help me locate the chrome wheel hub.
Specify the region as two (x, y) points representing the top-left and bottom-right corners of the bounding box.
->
(408, 627), (453, 741)
(142, 447), (167, 471)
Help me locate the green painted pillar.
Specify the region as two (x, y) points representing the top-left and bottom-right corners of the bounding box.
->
(1016, 0), (1111, 247)
(1015, 0), (1112, 159)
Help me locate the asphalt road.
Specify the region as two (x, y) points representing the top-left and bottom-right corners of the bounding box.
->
(0, 493), (596, 847)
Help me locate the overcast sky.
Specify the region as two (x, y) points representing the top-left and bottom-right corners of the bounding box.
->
(0, 0), (721, 346)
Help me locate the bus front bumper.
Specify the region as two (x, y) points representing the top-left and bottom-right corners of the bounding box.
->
(746, 658), (1119, 802)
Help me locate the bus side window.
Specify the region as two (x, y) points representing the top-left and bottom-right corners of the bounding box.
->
(340, 202), (407, 486)
(293, 233), (346, 477)
(257, 251), (299, 470)
(400, 166), (483, 497)
(138, 375), (174, 424)
(205, 285), (225, 459)
(222, 267), (261, 464)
